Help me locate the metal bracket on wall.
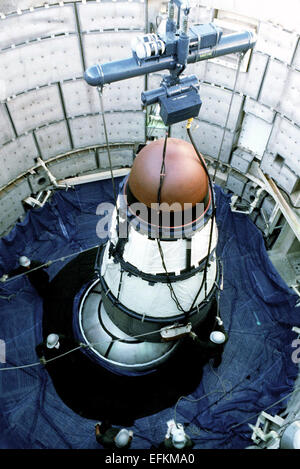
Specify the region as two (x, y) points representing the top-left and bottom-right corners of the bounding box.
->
(257, 169), (300, 242)
(23, 190), (52, 209)
(249, 411), (285, 449)
(57, 167), (131, 187)
(230, 188), (265, 215)
(35, 157), (69, 190)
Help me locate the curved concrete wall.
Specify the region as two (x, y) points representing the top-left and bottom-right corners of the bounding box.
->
(0, 0), (299, 240)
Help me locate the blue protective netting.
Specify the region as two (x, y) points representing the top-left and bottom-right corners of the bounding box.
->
(0, 179), (299, 449)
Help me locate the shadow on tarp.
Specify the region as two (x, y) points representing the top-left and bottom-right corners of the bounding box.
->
(0, 179), (299, 449)
(41, 246), (212, 424)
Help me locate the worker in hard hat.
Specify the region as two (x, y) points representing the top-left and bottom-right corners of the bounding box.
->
(187, 296), (228, 368)
(159, 422), (194, 450)
(35, 333), (81, 365)
(95, 420), (133, 449)
(35, 333), (61, 364)
(189, 323), (228, 368)
(46, 333), (61, 350)
(0, 255), (50, 297)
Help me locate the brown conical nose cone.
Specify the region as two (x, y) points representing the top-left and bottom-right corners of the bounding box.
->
(128, 138), (208, 210)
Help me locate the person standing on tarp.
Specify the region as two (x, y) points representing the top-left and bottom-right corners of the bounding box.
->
(158, 422), (194, 451)
(0, 256), (50, 298)
(189, 319), (229, 368)
(35, 333), (81, 365)
(95, 421), (133, 449)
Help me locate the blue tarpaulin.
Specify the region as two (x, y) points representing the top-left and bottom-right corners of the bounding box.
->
(0, 179), (299, 449)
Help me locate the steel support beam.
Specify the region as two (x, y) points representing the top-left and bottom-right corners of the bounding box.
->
(58, 168), (130, 186)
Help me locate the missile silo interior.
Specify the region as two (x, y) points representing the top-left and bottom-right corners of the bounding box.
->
(0, 0), (300, 450)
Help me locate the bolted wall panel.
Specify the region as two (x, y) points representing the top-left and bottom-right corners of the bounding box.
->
(101, 77), (145, 112)
(0, 179), (31, 235)
(191, 52), (269, 100)
(267, 115), (300, 176)
(255, 22), (298, 64)
(172, 120), (238, 163)
(0, 134), (39, 188)
(230, 147), (254, 174)
(244, 96), (275, 124)
(62, 77), (144, 117)
(77, 1), (145, 31)
(259, 59), (288, 109)
(0, 35), (83, 99)
(69, 111), (145, 148)
(292, 39), (300, 69)
(6, 85), (64, 135)
(62, 79), (101, 117)
(238, 114), (272, 159)
(48, 150), (98, 180)
(278, 69), (300, 125)
(198, 84), (244, 131)
(35, 121), (72, 160)
(0, 103), (15, 145)
(98, 147), (134, 169)
(259, 61), (300, 126)
(0, 5), (77, 50)
(82, 31), (138, 68)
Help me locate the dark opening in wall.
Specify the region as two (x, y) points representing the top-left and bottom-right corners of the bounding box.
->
(274, 153), (285, 169)
(38, 177), (47, 186)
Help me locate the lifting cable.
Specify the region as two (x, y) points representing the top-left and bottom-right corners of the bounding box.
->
(156, 120), (217, 319)
(173, 363), (300, 440)
(0, 326), (168, 372)
(0, 244), (101, 284)
(187, 119), (215, 310)
(155, 128), (188, 316)
(98, 87), (120, 228)
(212, 52), (244, 182)
(96, 86), (217, 320)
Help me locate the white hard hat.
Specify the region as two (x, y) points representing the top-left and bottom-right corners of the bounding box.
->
(115, 429), (131, 448)
(210, 331), (226, 344)
(19, 256), (30, 267)
(171, 427), (186, 449)
(46, 333), (60, 349)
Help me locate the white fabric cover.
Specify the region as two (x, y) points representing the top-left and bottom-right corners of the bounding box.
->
(101, 206), (218, 318)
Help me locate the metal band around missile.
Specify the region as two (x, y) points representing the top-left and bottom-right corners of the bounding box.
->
(118, 175), (214, 239)
(98, 257), (221, 326)
(98, 239), (217, 284)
